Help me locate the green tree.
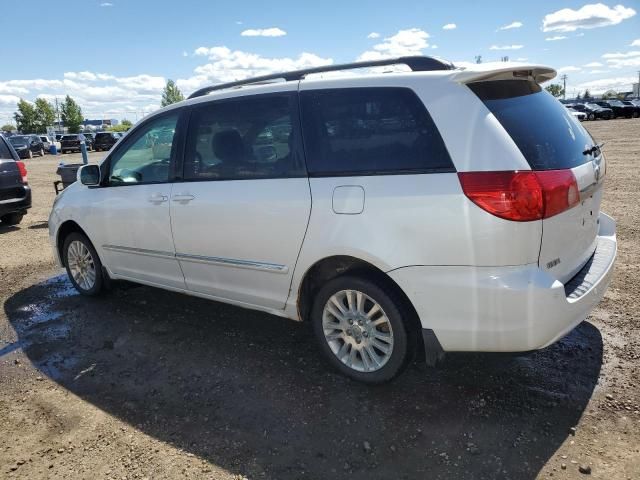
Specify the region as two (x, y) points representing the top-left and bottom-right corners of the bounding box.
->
(576, 92), (582, 100)
(33, 98), (56, 133)
(61, 95), (84, 133)
(13, 99), (37, 133)
(583, 89), (591, 99)
(161, 79), (184, 107)
(1, 124), (15, 133)
(121, 119), (132, 128)
(545, 83), (565, 98)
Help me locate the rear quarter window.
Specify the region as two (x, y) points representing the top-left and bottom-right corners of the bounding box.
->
(300, 87), (454, 176)
(469, 80), (595, 170)
(0, 138), (15, 159)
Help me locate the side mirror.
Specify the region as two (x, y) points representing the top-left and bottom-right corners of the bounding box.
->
(79, 164), (101, 186)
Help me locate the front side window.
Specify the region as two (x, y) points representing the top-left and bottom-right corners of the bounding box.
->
(108, 113), (178, 185)
(300, 87), (454, 176)
(183, 94), (304, 181)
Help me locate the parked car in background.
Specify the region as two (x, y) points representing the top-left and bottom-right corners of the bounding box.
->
(60, 133), (90, 154)
(49, 57), (617, 383)
(565, 107), (586, 121)
(596, 100), (635, 118)
(569, 103), (612, 120)
(83, 133), (95, 150)
(39, 135), (52, 152)
(0, 135), (31, 225)
(55, 134), (64, 142)
(621, 101), (640, 118)
(93, 132), (120, 151)
(8, 135), (45, 158)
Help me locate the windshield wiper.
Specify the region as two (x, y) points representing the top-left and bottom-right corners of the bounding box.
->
(583, 142), (605, 156)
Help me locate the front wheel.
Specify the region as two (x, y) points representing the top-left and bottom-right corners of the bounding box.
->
(633, 111), (639, 118)
(0, 213), (23, 225)
(311, 275), (415, 383)
(63, 232), (104, 296)
(39, 148), (45, 156)
(27, 150), (33, 159)
(588, 113), (595, 121)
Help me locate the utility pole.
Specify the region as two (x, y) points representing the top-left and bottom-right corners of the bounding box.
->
(637, 70), (640, 97)
(560, 74), (568, 100)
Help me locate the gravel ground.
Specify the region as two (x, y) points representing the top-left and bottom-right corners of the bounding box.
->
(1, 120), (639, 479)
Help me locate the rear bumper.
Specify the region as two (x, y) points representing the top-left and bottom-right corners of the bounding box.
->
(0, 186), (31, 216)
(389, 213), (617, 352)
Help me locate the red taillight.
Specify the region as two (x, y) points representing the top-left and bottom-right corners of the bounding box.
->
(16, 161), (28, 184)
(458, 170), (579, 222)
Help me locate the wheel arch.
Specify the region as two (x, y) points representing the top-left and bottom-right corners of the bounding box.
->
(296, 255), (426, 361)
(56, 220), (99, 268)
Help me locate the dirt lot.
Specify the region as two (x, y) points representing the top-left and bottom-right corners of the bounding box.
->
(1, 120), (639, 480)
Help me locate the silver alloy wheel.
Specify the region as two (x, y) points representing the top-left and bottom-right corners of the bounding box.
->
(322, 289), (394, 373)
(67, 240), (96, 291)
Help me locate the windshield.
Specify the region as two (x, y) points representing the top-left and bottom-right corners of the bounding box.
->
(607, 100), (624, 106)
(586, 103), (600, 109)
(469, 80), (595, 171)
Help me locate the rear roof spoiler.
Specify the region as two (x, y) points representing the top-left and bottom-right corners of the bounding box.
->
(452, 64), (557, 85)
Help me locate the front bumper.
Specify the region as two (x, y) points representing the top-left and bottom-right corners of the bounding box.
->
(0, 185), (31, 216)
(389, 213), (617, 352)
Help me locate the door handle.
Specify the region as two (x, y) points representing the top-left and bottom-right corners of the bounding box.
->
(172, 194), (195, 202)
(148, 193), (168, 203)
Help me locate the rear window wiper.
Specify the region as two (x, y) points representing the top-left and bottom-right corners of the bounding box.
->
(583, 142), (605, 156)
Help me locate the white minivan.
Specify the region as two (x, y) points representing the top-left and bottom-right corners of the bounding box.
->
(48, 56), (616, 383)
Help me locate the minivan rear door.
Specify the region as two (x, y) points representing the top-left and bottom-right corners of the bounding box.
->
(470, 80), (605, 283)
(170, 90), (311, 310)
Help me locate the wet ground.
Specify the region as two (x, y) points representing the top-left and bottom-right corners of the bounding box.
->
(1, 120), (639, 479)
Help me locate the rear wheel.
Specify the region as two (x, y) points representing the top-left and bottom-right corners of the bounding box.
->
(633, 111), (639, 118)
(311, 275), (415, 383)
(63, 232), (104, 296)
(0, 213), (24, 225)
(39, 148), (45, 156)
(27, 150), (33, 159)
(588, 113), (595, 121)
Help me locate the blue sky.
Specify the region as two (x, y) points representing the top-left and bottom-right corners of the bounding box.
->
(1, 0), (639, 123)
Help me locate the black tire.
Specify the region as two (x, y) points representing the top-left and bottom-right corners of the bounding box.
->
(0, 213), (24, 225)
(633, 111), (639, 118)
(62, 232), (104, 296)
(27, 150), (33, 159)
(311, 274), (416, 384)
(588, 113), (595, 121)
(39, 148), (45, 156)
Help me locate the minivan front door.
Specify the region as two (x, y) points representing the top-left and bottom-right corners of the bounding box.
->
(170, 92), (311, 309)
(83, 112), (185, 289)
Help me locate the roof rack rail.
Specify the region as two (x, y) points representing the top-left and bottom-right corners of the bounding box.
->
(187, 56), (454, 99)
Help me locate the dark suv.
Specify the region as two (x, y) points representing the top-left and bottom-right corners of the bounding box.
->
(61, 133), (91, 153)
(622, 101), (640, 118)
(569, 102), (612, 120)
(8, 135), (45, 159)
(596, 100), (635, 118)
(93, 132), (120, 151)
(0, 136), (31, 225)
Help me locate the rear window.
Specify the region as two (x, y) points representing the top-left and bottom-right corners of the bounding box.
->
(469, 80), (595, 171)
(300, 87), (454, 176)
(0, 138), (14, 159)
(62, 135), (78, 140)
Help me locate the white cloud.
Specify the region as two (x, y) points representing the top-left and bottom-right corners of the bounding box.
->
(602, 50), (640, 68)
(442, 23), (457, 30)
(431, 45), (438, 49)
(575, 75), (637, 94)
(182, 51), (188, 57)
(367, 32), (380, 39)
(358, 28), (430, 60)
(489, 44), (524, 50)
(545, 35), (567, 41)
(588, 69), (609, 74)
(180, 47), (333, 91)
(240, 27), (287, 37)
(583, 61), (603, 67)
(558, 66), (582, 72)
(99, 2), (113, 6)
(515, 57), (528, 62)
(0, 95), (20, 106)
(542, 3), (636, 32)
(498, 21), (523, 31)
(235, 21), (243, 25)
(629, 39), (640, 47)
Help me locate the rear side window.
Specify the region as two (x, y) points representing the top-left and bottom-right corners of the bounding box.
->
(469, 80), (595, 170)
(300, 87), (453, 176)
(183, 93), (305, 181)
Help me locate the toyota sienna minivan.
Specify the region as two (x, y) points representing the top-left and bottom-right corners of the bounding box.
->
(48, 56), (616, 383)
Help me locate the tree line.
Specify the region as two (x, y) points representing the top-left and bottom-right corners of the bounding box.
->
(2, 80), (186, 134)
